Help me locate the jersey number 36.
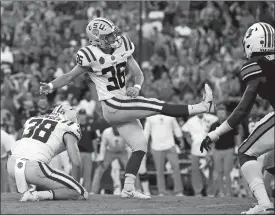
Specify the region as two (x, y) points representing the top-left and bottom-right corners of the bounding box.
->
(102, 62), (126, 91)
(22, 119), (58, 143)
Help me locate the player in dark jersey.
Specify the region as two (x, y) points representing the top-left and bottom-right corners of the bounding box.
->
(200, 22), (274, 214)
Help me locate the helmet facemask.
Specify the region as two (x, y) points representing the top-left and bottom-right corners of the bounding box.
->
(98, 27), (122, 49)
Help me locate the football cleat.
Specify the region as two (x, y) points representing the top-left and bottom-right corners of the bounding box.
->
(202, 84), (216, 113)
(113, 186), (121, 196)
(121, 189), (151, 199)
(241, 204), (274, 214)
(20, 190), (39, 202)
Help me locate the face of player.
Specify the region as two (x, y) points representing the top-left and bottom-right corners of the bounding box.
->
(105, 31), (120, 46)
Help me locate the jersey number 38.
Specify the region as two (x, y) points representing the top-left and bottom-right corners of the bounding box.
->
(22, 119), (58, 143)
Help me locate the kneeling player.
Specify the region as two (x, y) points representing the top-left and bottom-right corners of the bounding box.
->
(7, 104), (88, 201)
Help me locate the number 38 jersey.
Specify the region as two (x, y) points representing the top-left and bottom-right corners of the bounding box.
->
(76, 36), (135, 101)
(11, 115), (81, 164)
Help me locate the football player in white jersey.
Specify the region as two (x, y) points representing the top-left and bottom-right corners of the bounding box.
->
(40, 17), (215, 199)
(7, 104), (88, 201)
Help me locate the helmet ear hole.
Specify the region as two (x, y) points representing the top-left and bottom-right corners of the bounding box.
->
(246, 45), (250, 48)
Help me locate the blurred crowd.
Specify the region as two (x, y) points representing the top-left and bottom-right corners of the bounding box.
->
(1, 1), (274, 197)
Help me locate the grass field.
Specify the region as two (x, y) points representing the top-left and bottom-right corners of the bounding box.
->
(1, 193), (255, 214)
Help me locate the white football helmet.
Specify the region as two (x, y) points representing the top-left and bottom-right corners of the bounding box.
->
(86, 17), (122, 49)
(243, 22), (275, 59)
(51, 104), (79, 123)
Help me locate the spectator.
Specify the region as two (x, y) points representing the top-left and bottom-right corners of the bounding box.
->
(72, 109), (98, 192)
(1, 41), (14, 65)
(91, 127), (129, 194)
(210, 104), (242, 197)
(182, 113), (218, 197)
(76, 90), (96, 118)
(144, 114), (184, 196)
(1, 129), (17, 192)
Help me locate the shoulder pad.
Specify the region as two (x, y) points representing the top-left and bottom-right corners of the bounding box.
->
(61, 120), (82, 141)
(240, 60), (262, 81)
(76, 46), (97, 67)
(120, 36), (135, 56)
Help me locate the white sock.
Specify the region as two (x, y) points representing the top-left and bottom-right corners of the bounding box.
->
(124, 174), (136, 191)
(35, 190), (53, 200)
(241, 160), (271, 206)
(188, 103), (205, 115)
(141, 181), (151, 195)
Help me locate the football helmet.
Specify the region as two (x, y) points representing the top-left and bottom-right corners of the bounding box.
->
(243, 22), (275, 59)
(52, 104), (79, 123)
(86, 17), (122, 49)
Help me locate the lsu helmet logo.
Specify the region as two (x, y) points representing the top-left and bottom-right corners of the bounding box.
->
(92, 28), (99, 37)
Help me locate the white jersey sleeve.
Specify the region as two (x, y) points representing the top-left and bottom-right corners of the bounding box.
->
(76, 46), (97, 67)
(120, 35), (135, 57)
(61, 120), (82, 143)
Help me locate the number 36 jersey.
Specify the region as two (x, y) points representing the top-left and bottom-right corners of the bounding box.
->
(76, 36), (135, 101)
(11, 115), (81, 164)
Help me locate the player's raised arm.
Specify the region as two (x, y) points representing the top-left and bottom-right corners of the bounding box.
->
(40, 65), (88, 95)
(200, 78), (261, 153)
(64, 133), (82, 182)
(126, 55), (144, 98)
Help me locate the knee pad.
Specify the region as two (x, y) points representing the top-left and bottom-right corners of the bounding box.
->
(238, 152), (257, 167)
(139, 173), (149, 182)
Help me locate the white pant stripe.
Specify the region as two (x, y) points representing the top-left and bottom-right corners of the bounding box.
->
(41, 163), (82, 195)
(108, 98), (163, 111)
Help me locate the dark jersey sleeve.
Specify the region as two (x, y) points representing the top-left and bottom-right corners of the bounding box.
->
(239, 58), (263, 84)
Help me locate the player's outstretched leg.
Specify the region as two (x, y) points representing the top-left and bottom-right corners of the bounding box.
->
(102, 84), (215, 124)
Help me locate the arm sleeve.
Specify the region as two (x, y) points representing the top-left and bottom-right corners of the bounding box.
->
(63, 122), (82, 143)
(227, 79), (261, 128)
(239, 61), (263, 82)
(76, 46), (97, 67)
(120, 35), (135, 57)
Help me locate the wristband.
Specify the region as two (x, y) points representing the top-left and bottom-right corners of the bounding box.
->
(215, 121), (233, 136)
(48, 83), (54, 90)
(134, 84), (141, 90)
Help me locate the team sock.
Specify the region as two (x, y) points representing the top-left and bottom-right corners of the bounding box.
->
(124, 150), (145, 191)
(161, 103), (206, 117)
(241, 160), (272, 206)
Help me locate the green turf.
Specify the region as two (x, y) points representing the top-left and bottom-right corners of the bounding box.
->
(1, 193), (255, 214)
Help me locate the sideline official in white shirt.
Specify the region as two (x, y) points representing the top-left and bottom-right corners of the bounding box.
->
(144, 114), (184, 196)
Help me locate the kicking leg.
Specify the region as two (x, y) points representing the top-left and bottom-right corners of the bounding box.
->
(102, 84), (215, 124)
